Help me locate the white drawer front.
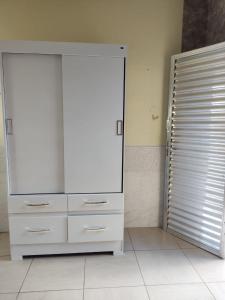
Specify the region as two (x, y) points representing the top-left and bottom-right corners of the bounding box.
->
(68, 214), (123, 243)
(68, 194), (123, 212)
(8, 194), (67, 213)
(9, 215), (67, 245)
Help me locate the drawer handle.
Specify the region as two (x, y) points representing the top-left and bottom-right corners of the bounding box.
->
(26, 227), (51, 233)
(84, 226), (107, 232)
(83, 200), (109, 206)
(24, 202), (50, 207)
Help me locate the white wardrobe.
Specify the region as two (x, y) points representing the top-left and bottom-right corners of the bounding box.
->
(0, 41), (126, 260)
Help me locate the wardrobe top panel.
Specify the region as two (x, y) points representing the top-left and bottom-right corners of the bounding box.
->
(0, 40), (127, 57)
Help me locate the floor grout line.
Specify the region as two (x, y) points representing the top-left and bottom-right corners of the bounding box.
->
(14, 288), (83, 294)
(170, 235), (183, 250)
(127, 229), (151, 300)
(0, 292), (19, 295)
(126, 228), (134, 251)
(7, 281), (225, 293)
(132, 249), (184, 252)
(1, 281), (223, 295)
(180, 249), (216, 300)
(16, 258), (33, 300)
(82, 256), (86, 300)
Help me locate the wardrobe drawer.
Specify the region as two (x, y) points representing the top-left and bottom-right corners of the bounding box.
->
(9, 215), (67, 245)
(8, 194), (67, 213)
(68, 214), (123, 243)
(68, 194), (123, 212)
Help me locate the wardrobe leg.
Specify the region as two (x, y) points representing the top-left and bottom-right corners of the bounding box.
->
(10, 249), (23, 261)
(113, 250), (124, 256)
(113, 241), (124, 256)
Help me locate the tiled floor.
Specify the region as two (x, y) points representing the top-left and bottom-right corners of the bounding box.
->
(0, 228), (224, 299)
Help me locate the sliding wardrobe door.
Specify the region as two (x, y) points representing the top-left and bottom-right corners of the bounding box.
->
(164, 44), (225, 257)
(62, 56), (124, 193)
(3, 54), (64, 194)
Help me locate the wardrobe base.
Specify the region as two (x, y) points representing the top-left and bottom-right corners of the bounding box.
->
(10, 240), (124, 260)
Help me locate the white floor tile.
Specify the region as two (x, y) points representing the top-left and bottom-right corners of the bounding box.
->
(147, 283), (214, 300)
(21, 256), (85, 292)
(183, 249), (225, 282)
(207, 282), (225, 300)
(84, 286), (149, 300)
(18, 290), (83, 300)
(128, 228), (178, 250)
(124, 229), (133, 251)
(0, 294), (17, 300)
(136, 250), (201, 285)
(85, 252), (144, 288)
(0, 258), (31, 293)
(174, 237), (197, 249)
(0, 233), (10, 256)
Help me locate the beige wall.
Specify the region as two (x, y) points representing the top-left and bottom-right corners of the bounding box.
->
(0, 0), (183, 146)
(0, 0), (184, 230)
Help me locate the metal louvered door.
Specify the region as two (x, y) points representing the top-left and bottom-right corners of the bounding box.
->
(164, 43), (225, 258)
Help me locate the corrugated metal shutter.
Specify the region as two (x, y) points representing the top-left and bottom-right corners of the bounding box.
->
(165, 43), (225, 257)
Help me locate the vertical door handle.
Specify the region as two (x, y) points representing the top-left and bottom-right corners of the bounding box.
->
(5, 119), (13, 135)
(116, 120), (123, 136)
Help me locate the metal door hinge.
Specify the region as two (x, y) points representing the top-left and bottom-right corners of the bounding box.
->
(5, 119), (13, 135)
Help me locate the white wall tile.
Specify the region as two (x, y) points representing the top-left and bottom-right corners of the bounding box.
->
(124, 146), (165, 227)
